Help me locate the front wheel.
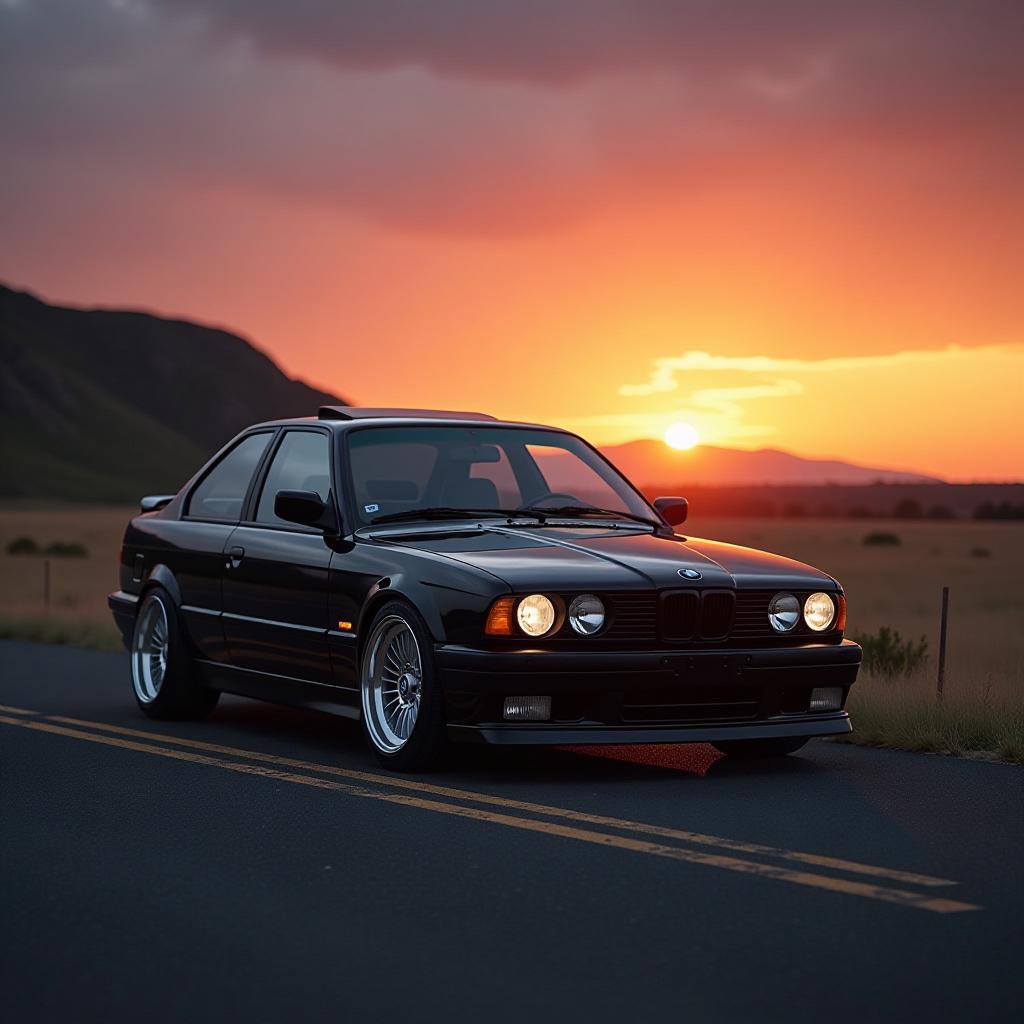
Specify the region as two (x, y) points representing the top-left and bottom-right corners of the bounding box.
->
(360, 600), (447, 772)
(130, 588), (219, 720)
(712, 737), (808, 759)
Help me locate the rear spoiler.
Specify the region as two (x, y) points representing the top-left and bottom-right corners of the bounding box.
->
(318, 406), (496, 421)
(140, 495), (174, 513)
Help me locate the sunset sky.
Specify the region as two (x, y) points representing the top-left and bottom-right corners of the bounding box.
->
(1, 1), (1022, 480)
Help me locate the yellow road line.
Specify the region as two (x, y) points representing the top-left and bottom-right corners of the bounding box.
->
(47, 711), (955, 889)
(0, 713), (979, 914)
(0, 703), (38, 715)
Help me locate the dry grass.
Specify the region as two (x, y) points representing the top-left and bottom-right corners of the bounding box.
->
(1, 504), (1021, 760)
(0, 503), (129, 651)
(840, 670), (1024, 764)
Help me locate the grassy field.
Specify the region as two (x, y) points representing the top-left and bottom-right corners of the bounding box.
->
(1, 504), (1021, 760)
(0, 504), (127, 651)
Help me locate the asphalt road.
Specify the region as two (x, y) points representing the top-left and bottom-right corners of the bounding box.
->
(2, 641), (1022, 1023)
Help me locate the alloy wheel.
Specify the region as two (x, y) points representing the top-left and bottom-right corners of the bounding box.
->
(131, 594), (168, 703)
(361, 614), (423, 754)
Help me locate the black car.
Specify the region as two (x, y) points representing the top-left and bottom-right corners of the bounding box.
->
(109, 407), (861, 770)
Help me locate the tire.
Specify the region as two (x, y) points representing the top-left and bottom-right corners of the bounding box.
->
(359, 599), (447, 772)
(130, 588), (219, 720)
(712, 737), (809, 759)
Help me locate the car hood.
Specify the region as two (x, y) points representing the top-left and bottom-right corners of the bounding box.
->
(378, 525), (835, 591)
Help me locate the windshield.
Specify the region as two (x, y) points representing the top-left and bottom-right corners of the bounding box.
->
(346, 425), (655, 526)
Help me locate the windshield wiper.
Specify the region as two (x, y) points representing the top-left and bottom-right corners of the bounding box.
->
(518, 505), (661, 528)
(369, 507), (537, 525)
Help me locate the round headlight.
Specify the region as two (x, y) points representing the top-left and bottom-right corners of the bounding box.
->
(768, 592), (801, 632)
(568, 594), (605, 636)
(516, 594), (556, 637)
(804, 592), (836, 632)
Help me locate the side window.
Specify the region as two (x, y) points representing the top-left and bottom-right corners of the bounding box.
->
(256, 431), (332, 526)
(188, 433), (271, 521)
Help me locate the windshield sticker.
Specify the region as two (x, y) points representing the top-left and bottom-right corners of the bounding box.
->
(364, 504), (380, 514)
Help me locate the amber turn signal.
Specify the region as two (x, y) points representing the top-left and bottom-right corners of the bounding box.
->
(485, 596), (515, 636)
(836, 594), (847, 634)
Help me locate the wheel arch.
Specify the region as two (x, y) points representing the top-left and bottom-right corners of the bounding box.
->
(356, 578), (442, 658)
(140, 563), (183, 607)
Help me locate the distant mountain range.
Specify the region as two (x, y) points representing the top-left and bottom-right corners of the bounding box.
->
(1, 283), (937, 501)
(0, 284), (343, 501)
(601, 439), (940, 488)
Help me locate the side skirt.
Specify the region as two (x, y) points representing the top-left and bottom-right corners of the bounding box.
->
(196, 660), (361, 720)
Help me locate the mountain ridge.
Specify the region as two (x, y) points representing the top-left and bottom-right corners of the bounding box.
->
(1, 282), (944, 500)
(600, 438), (941, 488)
(0, 283), (345, 501)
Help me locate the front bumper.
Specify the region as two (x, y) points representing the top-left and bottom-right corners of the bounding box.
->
(436, 638), (861, 746)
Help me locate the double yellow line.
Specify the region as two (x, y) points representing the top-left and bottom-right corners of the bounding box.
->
(0, 703), (980, 914)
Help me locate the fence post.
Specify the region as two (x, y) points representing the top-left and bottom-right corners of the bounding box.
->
(936, 585), (949, 701)
(43, 558), (51, 609)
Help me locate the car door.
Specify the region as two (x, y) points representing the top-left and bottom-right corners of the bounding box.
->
(220, 427), (336, 683)
(176, 430), (275, 662)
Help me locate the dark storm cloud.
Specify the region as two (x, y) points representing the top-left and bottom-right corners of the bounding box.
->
(160, 0), (1022, 92)
(0, 0), (1021, 235)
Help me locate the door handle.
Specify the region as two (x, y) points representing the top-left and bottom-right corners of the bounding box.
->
(227, 546), (245, 569)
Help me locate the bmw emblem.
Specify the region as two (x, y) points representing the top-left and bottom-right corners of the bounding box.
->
(678, 568), (702, 580)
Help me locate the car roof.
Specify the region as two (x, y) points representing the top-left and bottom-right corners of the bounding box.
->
(248, 407), (568, 433)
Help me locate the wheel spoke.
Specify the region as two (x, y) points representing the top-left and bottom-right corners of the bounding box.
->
(361, 617), (425, 754)
(132, 596), (170, 704)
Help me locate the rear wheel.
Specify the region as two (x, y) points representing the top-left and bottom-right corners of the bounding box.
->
(130, 588), (219, 720)
(712, 737), (808, 759)
(360, 600), (446, 772)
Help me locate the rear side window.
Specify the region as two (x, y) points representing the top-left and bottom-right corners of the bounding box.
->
(187, 433), (271, 521)
(256, 430), (332, 526)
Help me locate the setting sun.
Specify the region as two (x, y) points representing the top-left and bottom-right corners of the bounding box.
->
(663, 421), (700, 451)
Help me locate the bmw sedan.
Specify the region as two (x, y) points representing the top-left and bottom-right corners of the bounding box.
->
(109, 407), (861, 770)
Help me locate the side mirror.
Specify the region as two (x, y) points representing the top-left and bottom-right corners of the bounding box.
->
(654, 496), (688, 527)
(274, 490), (337, 532)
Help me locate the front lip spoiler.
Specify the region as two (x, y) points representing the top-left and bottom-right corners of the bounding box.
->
(448, 712), (852, 746)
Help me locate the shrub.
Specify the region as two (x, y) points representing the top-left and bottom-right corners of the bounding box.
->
(5, 536), (40, 555)
(894, 499), (923, 519)
(974, 501), (1024, 520)
(42, 541), (88, 558)
(853, 626), (928, 677)
(862, 531), (900, 546)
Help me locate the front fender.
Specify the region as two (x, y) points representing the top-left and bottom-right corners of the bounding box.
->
(356, 574), (495, 645)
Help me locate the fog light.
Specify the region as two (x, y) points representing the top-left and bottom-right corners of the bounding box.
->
(809, 687), (843, 712)
(503, 696), (552, 721)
